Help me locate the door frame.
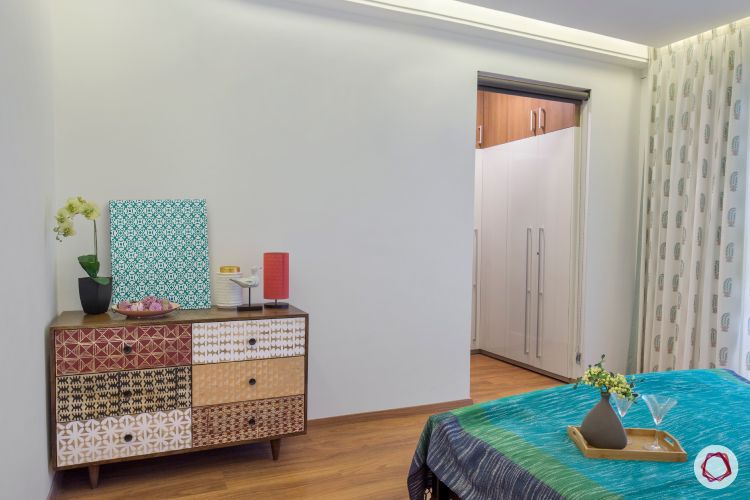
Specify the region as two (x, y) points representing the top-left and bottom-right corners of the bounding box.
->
(569, 98), (590, 378)
(472, 89), (591, 380)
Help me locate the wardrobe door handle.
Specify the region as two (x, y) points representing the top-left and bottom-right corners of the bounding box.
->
(248, 378), (257, 386)
(537, 107), (542, 131)
(530, 110), (537, 134)
(477, 125), (483, 146)
(536, 228), (545, 359)
(538, 107), (546, 132)
(524, 227), (532, 355)
(472, 229), (478, 288)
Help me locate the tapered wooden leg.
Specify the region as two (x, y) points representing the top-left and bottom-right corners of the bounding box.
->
(270, 438), (281, 460)
(88, 464), (100, 489)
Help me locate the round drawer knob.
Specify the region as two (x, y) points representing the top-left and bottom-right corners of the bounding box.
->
(248, 378), (257, 386)
(122, 390), (132, 399)
(123, 344), (133, 354)
(123, 434), (133, 443)
(248, 417), (256, 426)
(248, 338), (257, 346)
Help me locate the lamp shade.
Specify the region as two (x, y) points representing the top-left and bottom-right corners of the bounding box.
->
(263, 252), (289, 300)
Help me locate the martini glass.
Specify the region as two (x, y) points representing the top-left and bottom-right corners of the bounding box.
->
(613, 395), (635, 444)
(641, 394), (677, 451)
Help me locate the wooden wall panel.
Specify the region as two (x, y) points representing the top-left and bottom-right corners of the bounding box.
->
(192, 357), (305, 406)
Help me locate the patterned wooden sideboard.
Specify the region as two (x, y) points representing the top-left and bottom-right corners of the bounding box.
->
(48, 306), (308, 488)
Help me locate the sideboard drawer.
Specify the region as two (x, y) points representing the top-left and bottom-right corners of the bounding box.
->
(55, 409), (192, 467)
(55, 372), (120, 423)
(192, 356), (305, 406)
(56, 366), (192, 422)
(55, 324), (192, 375)
(192, 395), (305, 447)
(119, 366), (191, 417)
(192, 318), (305, 364)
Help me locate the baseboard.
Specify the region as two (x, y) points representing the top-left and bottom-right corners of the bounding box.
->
(476, 349), (575, 383)
(47, 471), (62, 500)
(309, 398), (473, 427)
(470, 348), (480, 355)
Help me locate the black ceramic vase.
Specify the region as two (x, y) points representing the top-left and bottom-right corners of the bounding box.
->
(579, 392), (628, 449)
(78, 277), (113, 315)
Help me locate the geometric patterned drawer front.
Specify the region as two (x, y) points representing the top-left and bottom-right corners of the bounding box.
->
(192, 395), (305, 448)
(192, 356), (305, 406)
(55, 324), (192, 375)
(119, 366), (191, 417)
(192, 318), (305, 364)
(55, 409), (192, 467)
(56, 367), (192, 422)
(55, 372), (119, 423)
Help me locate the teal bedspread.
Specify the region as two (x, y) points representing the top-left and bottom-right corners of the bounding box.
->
(408, 369), (750, 499)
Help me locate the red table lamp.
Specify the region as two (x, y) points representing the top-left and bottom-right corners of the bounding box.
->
(263, 252), (289, 309)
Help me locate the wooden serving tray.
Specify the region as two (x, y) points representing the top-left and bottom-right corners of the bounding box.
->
(567, 426), (687, 462)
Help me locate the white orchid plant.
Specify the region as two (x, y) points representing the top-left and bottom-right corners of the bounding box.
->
(53, 196), (109, 285)
(574, 355), (638, 401)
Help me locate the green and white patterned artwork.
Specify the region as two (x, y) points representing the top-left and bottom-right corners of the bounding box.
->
(110, 199), (211, 309)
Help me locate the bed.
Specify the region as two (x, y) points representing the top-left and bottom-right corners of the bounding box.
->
(408, 369), (749, 499)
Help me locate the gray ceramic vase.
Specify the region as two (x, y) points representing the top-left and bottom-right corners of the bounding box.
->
(579, 392), (628, 449)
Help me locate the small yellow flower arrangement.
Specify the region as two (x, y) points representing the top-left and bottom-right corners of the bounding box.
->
(574, 355), (638, 401)
(54, 196), (109, 286)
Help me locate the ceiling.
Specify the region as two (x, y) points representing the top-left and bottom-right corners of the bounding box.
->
(460, 0), (750, 47)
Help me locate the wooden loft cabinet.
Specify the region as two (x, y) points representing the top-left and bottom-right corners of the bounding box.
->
(537, 99), (579, 135)
(476, 91), (484, 148)
(476, 91), (579, 149)
(480, 91), (509, 147)
(505, 94), (538, 144)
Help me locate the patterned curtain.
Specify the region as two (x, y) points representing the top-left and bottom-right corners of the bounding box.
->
(639, 23), (750, 377)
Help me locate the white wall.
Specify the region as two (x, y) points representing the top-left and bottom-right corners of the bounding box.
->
(579, 94), (642, 375)
(52, 0), (641, 417)
(0, 0), (55, 497)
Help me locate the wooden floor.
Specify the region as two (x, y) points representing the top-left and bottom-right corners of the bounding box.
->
(56, 354), (560, 499)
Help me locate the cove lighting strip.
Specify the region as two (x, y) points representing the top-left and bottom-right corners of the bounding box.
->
(341, 0), (649, 65)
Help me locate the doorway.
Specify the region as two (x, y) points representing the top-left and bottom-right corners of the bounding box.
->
(471, 73), (589, 382)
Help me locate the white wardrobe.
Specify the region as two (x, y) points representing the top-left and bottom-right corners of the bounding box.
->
(476, 127), (578, 379)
